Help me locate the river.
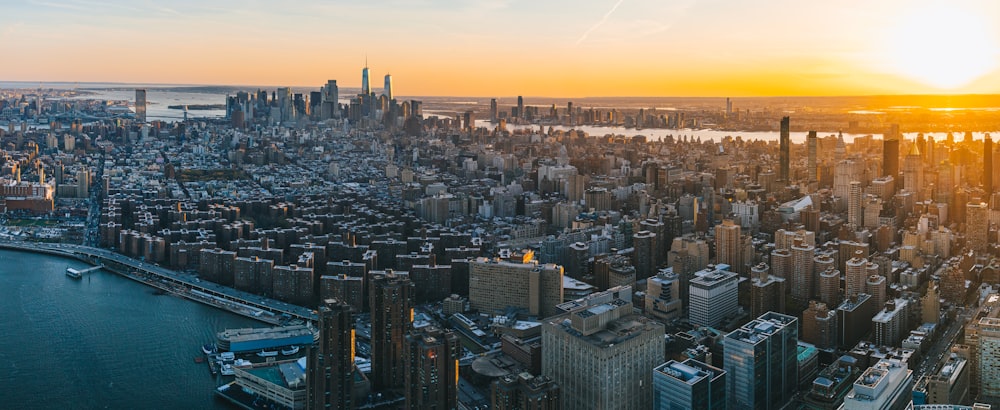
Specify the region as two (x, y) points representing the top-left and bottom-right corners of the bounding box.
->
(0, 249), (259, 409)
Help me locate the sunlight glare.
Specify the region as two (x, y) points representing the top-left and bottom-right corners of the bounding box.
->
(883, 5), (999, 90)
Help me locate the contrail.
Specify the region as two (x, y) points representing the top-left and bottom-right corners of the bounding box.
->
(576, 0), (626, 45)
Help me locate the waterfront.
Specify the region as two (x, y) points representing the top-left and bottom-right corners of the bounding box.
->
(0, 249), (259, 409)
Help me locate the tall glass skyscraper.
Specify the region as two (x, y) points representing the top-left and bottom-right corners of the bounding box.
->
(383, 74), (393, 100)
(723, 312), (798, 410)
(362, 63), (371, 95)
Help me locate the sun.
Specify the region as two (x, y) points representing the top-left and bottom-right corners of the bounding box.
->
(882, 4), (999, 90)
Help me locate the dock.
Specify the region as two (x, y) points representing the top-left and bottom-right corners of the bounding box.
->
(66, 265), (103, 278)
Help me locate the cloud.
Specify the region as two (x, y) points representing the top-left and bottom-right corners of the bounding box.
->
(576, 0), (626, 45)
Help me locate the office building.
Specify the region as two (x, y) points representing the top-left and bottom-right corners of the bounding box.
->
(135, 89), (146, 123)
(883, 139), (899, 178)
(653, 359), (726, 410)
(980, 316), (1000, 403)
(903, 143), (923, 198)
(840, 359), (913, 410)
(542, 294), (664, 410)
(404, 326), (459, 410)
(987, 136), (994, 195)
(779, 116), (790, 182)
(848, 181), (863, 228)
(724, 312), (799, 410)
(469, 254), (563, 318)
(307, 298), (355, 410)
(593, 254), (635, 291)
(646, 269), (683, 322)
(838, 294), (875, 349)
(633, 230), (658, 280)
(845, 251), (868, 299)
(383, 74), (393, 100)
(808, 130), (818, 182)
(689, 266), (739, 329)
(369, 270), (414, 391)
(361, 62), (371, 95)
(491, 373), (560, 410)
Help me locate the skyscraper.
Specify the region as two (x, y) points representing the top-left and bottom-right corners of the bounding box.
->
(807, 130), (818, 182)
(715, 219), (745, 274)
(490, 98), (498, 122)
(362, 62), (371, 96)
(307, 298), (355, 410)
(370, 270), (414, 391)
(383, 74), (393, 100)
(903, 142), (923, 198)
(653, 359), (727, 410)
(404, 326), (459, 409)
(986, 135), (993, 194)
(884, 124), (900, 178)
(323, 80), (339, 119)
(723, 312), (798, 410)
(848, 181), (863, 228)
(135, 89), (147, 123)
(790, 238), (815, 302)
(517, 95), (524, 120)
(967, 202), (989, 253)
(842, 359), (913, 409)
(779, 117), (790, 182)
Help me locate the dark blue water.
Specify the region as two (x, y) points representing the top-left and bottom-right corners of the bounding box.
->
(0, 249), (260, 409)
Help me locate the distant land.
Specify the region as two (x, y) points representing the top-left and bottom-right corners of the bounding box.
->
(167, 104), (226, 111)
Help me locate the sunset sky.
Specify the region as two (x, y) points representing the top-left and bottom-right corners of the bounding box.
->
(4, 0), (1000, 97)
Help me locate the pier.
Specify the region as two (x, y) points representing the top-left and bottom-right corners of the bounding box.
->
(66, 265), (103, 278)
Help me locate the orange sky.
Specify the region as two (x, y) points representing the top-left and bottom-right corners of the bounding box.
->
(3, 0), (1000, 97)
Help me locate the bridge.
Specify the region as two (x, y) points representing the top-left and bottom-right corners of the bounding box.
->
(0, 240), (317, 324)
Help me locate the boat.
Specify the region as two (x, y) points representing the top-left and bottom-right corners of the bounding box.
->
(280, 345), (299, 356)
(66, 268), (83, 279)
(202, 343), (217, 355)
(257, 350), (278, 357)
(220, 364), (235, 376)
(194, 356), (205, 363)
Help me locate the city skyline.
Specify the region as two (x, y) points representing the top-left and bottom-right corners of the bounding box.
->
(4, 0), (1000, 97)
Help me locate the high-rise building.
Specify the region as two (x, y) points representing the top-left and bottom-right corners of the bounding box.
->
(135, 89), (147, 123)
(647, 269), (683, 322)
(750, 263), (785, 319)
(542, 293), (664, 410)
(807, 130), (818, 182)
(369, 270), (414, 391)
(468, 254), (563, 318)
(845, 251), (868, 299)
(323, 80), (340, 119)
(918, 355), (969, 405)
(689, 266), (739, 329)
(872, 298), (911, 347)
(382, 74), (393, 100)
(848, 181), (863, 228)
(903, 142), (923, 198)
(715, 219), (746, 274)
(361, 62), (371, 95)
(819, 266), (841, 308)
(883, 139), (900, 178)
(842, 359), (913, 409)
(979, 315), (1000, 403)
(653, 359), (727, 410)
(779, 117), (790, 182)
(986, 136), (993, 194)
(723, 312), (798, 410)
(404, 326), (459, 410)
(802, 301), (838, 350)
(307, 298), (355, 410)
(837, 293), (875, 349)
(517, 96), (524, 120)
(967, 202), (989, 253)
(790, 239), (815, 302)
(866, 275), (887, 310)
(633, 230), (658, 279)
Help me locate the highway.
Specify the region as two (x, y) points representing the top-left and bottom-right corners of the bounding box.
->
(0, 240), (317, 323)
